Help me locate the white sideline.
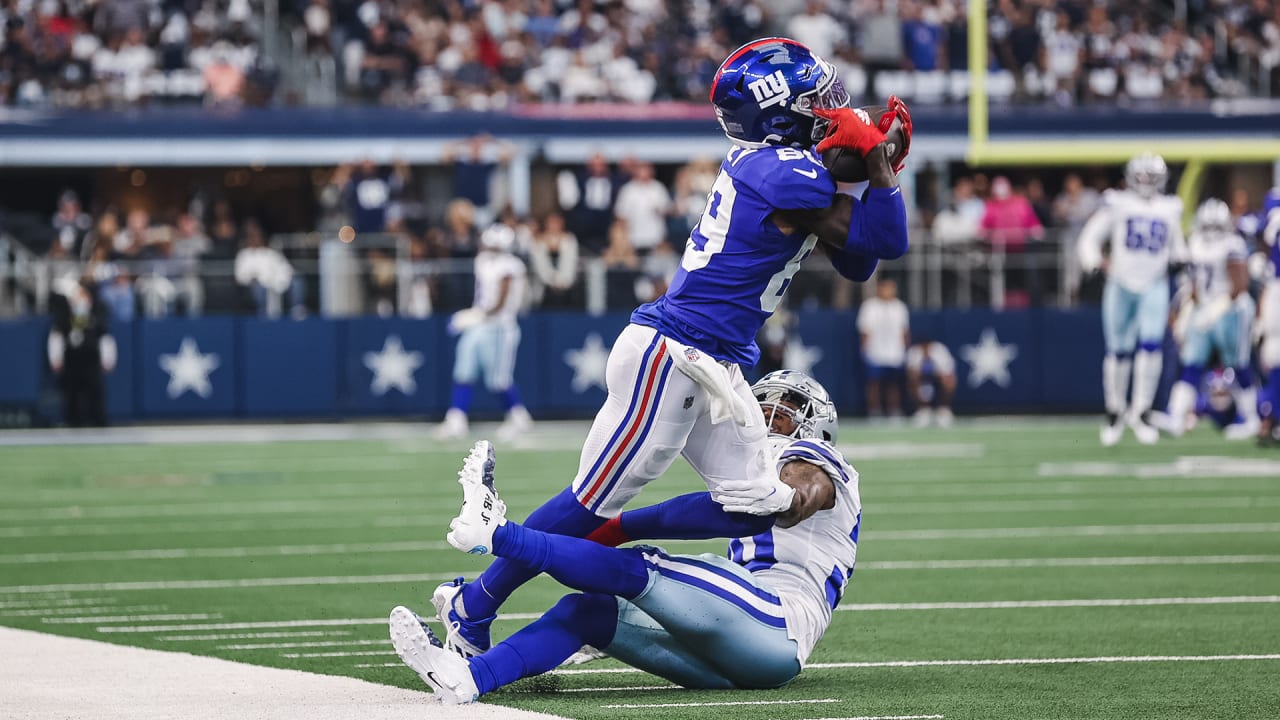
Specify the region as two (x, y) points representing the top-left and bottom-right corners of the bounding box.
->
(0, 625), (567, 720)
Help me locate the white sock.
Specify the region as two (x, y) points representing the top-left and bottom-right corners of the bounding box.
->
(1131, 349), (1162, 417)
(1103, 354), (1132, 416)
(1166, 381), (1197, 436)
(1233, 385), (1259, 424)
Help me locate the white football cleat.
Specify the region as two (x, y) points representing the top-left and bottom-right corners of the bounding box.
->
(912, 408), (933, 428)
(1128, 412), (1159, 445)
(1223, 418), (1261, 441)
(496, 405), (534, 443)
(431, 579), (491, 659)
(447, 441), (507, 555)
(1100, 416), (1125, 447)
(389, 605), (480, 705)
(935, 407), (954, 428)
(562, 645), (610, 666)
(432, 408), (470, 441)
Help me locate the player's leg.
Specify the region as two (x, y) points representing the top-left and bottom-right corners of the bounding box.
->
(1220, 297), (1260, 439)
(936, 371), (957, 426)
(449, 327), (697, 648)
(435, 327), (482, 439)
(489, 323), (533, 441)
(883, 365), (904, 417)
(864, 365), (883, 417)
(1167, 325), (1209, 437)
(680, 364), (781, 506)
(1100, 281), (1137, 445)
(1128, 281), (1169, 444)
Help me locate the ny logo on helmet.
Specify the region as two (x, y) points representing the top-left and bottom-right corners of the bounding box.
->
(748, 70), (790, 109)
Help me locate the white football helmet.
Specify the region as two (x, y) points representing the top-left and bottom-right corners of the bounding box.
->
(479, 224), (516, 253)
(1125, 153), (1168, 198)
(1195, 197), (1232, 233)
(752, 370), (838, 442)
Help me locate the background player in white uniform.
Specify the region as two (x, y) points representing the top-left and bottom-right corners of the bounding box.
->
(1165, 198), (1258, 439)
(1077, 153), (1187, 446)
(434, 224), (533, 441)
(906, 337), (956, 427)
(390, 371), (860, 703)
(857, 276), (910, 417)
(429, 37), (911, 660)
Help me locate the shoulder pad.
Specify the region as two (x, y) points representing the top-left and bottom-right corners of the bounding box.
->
(728, 147), (836, 210)
(778, 438), (854, 485)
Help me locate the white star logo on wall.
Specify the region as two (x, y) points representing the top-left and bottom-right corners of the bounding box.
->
(158, 337), (220, 399)
(960, 328), (1018, 388)
(782, 338), (823, 377)
(564, 333), (611, 393)
(364, 335), (424, 396)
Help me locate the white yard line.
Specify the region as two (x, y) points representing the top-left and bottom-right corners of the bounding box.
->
(805, 654), (1280, 669)
(163, 630), (351, 642)
(43, 613), (219, 625)
(0, 541), (450, 565)
(602, 698), (841, 709)
(2, 605), (163, 617)
(860, 555), (1280, 570)
(837, 596), (1280, 611)
(836, 443), (982, 459)
(282, 650), (392, 658)
(219, 639), (389, 650)
(0, 597), (115, 609)
(870, 522), (1280, 540)
(1040, 457), (1280, 478)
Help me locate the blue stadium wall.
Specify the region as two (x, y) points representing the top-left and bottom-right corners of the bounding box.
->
(0, 309), (1130, 425)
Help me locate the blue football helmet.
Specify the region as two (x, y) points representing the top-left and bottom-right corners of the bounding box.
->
(710, 37), (849, 149)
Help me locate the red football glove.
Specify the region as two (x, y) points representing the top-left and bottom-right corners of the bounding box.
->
(882, 95), (913, 173)
(813, 106), (886, 157)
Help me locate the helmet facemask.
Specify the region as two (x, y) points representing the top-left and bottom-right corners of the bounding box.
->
(793, 60), (850, 146)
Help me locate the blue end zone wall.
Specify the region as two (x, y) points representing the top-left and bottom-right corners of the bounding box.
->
(0, 309), (1116, 424)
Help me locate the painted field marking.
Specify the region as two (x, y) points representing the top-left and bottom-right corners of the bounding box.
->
(602, 698), (841, 709)
(870, 522), (1280, 541)
(806, 654), (1280, 669)
(837, 442), (983, 460)
(0, 516), (432, 538)
(872, 477), (1278, 499)
(85, 595), (1280, 634)
(0, 498), (413, 523)
(162, 630), (350, 642)
(873, 496), (1280, 515)
(0, 540), (450, 564)
(785, 716), (943, 720)
(836, 595), (1280, 612)
(42, 613), (219, 625)
(353, 662), (407, 668)
(0, 597), (115, 609)
(1040, 457), (1280, 478)
(218, 639), (388, 650)
(531, 685), (679, 693)
(2, 605), (163, 617)
(281, 650), (392, 658)
(860, 555), (1280, 570)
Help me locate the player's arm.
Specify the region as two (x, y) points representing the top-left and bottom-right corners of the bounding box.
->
(773, 458), (836, 528)
(1227, 254), (1249, 299)
(1076, 205), (1112, 273)
(486, 275), (512, 317)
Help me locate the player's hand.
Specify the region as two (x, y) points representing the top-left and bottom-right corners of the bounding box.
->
(448, 308), (485, 335)
(884, 95), (913, 172)
(712, 477), (797, 516)
(814, 107), (886, 157)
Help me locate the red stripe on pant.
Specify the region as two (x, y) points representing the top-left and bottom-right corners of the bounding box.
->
(579, 342), (669, 507)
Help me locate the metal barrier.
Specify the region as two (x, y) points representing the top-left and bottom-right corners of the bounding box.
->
(0, 227), (1089, 319)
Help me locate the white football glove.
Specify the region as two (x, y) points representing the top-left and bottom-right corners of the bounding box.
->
(712, 477), (796, 516)
(448, 307), (485, 335)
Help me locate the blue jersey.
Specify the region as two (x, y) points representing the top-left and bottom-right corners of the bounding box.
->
(1263, 187), (1280, 279)
(632, 146), (836, 365)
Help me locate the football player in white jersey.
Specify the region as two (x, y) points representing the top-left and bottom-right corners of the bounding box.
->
(1077, 153), (1187, 446)
(390, 370), (860, 702)
(1164, 198), (1258, 439)
(433, 223), (534, 441)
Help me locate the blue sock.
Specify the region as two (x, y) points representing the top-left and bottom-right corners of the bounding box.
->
(461, 488), (606, 618)
(1234, 366), (1254, 388)
(1264, 369), (1280, 419)
(450, 384), (474, 413)
(621, 492), (775, 541)
(491, 522), (649, 599)
(468, 593), (617, 695)
(1181, 365), (1204, 388)
(501, 386), (523, 412)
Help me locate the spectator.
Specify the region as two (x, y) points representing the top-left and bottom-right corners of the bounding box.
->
(443, 134), (514, 229)
(344, 159), (406, 234)
(528, 212), (581, 309)
(979, 176), (1045, 307)
(558, 152), (620, 257)
(48, 278), (115, 427)
(932, 177), (983, 246)
(906, 336), (957, 428)
(601, 219), (641, 310)
(234, 220), (304, 318)
(857, 276), (910, 418)
(671, 155), (717, 240)
(786, 1), (846, 60)
(901, 1), (943, 72)
(860, 0), (904, 98)
(613, 161), (672, 257)
(50, 189), (92, 259)
(171, 213), (210, 316)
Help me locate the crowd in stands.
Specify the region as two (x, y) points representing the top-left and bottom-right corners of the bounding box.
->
(2, 0), (1279, 109)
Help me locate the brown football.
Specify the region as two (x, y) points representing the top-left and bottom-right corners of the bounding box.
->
(820, 105), (908, 183)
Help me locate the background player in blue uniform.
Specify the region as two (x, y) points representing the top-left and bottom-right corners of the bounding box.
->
(431, 37), (911, 659)
(1257, 188), (1280, 444)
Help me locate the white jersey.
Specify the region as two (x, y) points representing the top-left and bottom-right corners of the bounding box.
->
(1078, 189), (1186, 293)
(472, 250), (526, 323)
(729, 436), (861, 663)
(857, 297), (910, 367)
(906, 341), (955, 376)
(1187, 229), (1248, 302)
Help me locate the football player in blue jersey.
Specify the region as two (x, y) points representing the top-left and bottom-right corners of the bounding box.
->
(390, 371), (861, 703)
(1258, 188), (1280, 444)
(428, 37), (911, 660)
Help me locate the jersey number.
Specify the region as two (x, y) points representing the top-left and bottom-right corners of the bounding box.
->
(1124, 218), (1168, 253)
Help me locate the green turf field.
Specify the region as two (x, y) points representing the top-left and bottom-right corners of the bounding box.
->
(2, 420), (1279, 720)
